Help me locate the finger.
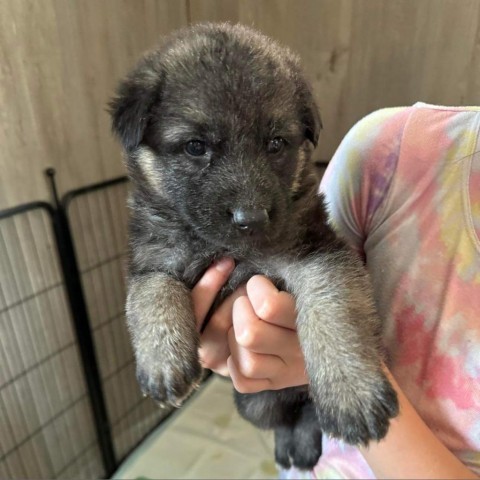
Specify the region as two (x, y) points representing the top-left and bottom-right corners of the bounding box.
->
(228, 325), (286, 379)
(192, 257), (235, 330)
(232, 295), (298, 356)
(229, 353), (308, 392)
(246, 275), (297, 329)
(199, 286), (246, 372)
(231, 295), (308, 389)
(210, 364), (230, 377)
(227, 355), (272, 394)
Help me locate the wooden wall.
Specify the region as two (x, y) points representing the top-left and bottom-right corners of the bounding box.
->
(0, 0), (187, 209)
(1, 0), (480, 209)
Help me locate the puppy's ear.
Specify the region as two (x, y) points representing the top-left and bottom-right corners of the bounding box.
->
(301, 84), (323, 148)
(109, 54), (163, 151)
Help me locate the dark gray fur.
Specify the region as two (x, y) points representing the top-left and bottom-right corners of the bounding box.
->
(109, 23), (398, 469)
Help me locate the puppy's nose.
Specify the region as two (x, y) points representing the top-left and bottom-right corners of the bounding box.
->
(231, 208), (269, 233)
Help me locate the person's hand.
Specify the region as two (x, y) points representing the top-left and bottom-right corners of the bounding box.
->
(191, 259), (479, 479)
(192, 257), (308, 392)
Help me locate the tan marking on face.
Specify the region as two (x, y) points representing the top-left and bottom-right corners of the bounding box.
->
(291, 147), (308, 195)
(137, 146), (163, 191)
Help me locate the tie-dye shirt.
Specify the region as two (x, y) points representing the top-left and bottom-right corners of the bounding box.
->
(284, 103), (480, 479)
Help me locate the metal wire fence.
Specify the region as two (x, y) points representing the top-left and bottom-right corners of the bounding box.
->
(0, 202), (103, 479)
(64, 178), (168, 463)
(0, 175), (170, 479)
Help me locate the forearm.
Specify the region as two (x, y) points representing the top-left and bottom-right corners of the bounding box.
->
(360, 367), (478, 479)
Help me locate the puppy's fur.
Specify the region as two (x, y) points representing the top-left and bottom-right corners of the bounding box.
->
(110, 23), (398, 469)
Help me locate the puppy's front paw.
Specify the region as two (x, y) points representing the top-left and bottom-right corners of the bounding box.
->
(315, 370), (398, 445)
(136, 352), (203, 407)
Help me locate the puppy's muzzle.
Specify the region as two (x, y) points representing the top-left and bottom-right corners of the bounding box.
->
(230, 208), (270, 235)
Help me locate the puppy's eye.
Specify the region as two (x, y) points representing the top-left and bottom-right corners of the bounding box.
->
(267, 137), (287, 154)
(185, 140), (207, 156)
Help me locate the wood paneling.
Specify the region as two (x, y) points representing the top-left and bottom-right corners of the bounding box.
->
(0, 0), (187, 209)
(188, 0), (240, 23)
(2, 0), (480, 208)
(190, 0), (480, 161)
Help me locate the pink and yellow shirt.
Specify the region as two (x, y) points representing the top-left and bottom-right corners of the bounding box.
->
(285, 103), (480, 478)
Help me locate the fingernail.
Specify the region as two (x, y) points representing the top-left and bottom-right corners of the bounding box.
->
(214, 257), (233, 272)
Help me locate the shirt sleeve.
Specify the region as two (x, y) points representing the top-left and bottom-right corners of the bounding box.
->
(319, 107), (411, 258)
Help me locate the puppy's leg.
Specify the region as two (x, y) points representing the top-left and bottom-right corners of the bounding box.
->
(290, 401), (323, 470)
(126, 272), (202, 406)
(234, 388), (323, 469)
(274, 425), (295, 469)
(274, 401), (323, 470)
(234, 387), (308, 429)
(281, 249), (399, 445)
(235, 389), (298, 468)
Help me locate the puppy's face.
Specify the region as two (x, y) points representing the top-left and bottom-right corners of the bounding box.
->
(111, 24), (321, 250)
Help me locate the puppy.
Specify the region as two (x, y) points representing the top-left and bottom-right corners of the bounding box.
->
(109, 23), (398, 469)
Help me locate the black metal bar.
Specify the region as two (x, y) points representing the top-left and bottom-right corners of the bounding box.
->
(45, 168), (117, 477)
(62, 175), (128, 210)
(0, 201), (55, 220)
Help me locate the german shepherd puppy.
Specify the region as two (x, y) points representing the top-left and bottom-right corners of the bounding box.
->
(109, 23), (398, 469)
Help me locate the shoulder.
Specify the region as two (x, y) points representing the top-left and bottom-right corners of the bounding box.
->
(320, 103), (480, 253)
(319, 107), (413, 252)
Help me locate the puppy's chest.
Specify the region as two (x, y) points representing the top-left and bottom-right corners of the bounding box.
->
(173, 228), (324, 291)
(180, 250), (273, 291)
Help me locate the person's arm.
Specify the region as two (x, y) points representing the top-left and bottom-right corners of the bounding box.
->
(360, 367), (478, 479)
(319, 109), (478, 477)
(192, 264), (478, 479)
